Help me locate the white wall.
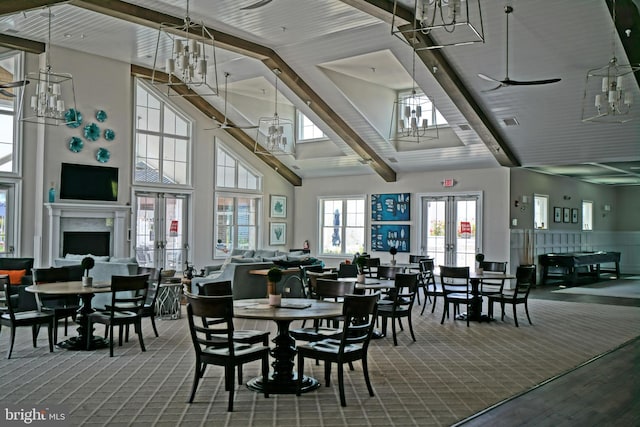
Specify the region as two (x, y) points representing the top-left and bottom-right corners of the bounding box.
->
(293, 167), (510, 269)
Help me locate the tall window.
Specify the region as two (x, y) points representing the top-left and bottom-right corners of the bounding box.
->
(533, 194), (548, 229)
(0, 52), (21, 174)
(582, 200), (593, 231)
(297, 111), (326, 141)
(320, 197), (365, 256)
(134, 79), (191, 186)
(396, 90), (448, 132)
(214, 145), (262, 257)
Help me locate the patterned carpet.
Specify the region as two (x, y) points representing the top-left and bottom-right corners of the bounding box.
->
(0, 297), (639, 426)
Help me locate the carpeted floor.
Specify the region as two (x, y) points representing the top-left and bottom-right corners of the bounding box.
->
(1, 296), (639, 426)
(552, 278), (640, 299)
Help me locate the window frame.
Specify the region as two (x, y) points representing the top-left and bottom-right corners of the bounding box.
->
(296, 110), (327, 143)
(0, 50), (23, 177)
(396, 89), (448, 132)
(133, 78), (193, 188)
(533, 194), (549, 230)
(215, 144), (262, 192)
(582, 200), (593, 231)
(318, 195), (366, 257)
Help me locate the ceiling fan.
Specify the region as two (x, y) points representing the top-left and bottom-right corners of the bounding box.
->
(477, 6), (561, 91)
(206, 72), (258, 130)
(240, 0), (273, 10)
(0, 80), (30, 97)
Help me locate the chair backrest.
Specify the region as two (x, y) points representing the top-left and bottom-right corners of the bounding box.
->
(33, 265), (84, 283)
(307, 272), (337, 299)
(481, 261), (508, 274)
(338, 263), (358, 278)
(419, 258), (435, 275)
(363, 257), (380, 277)
(198, 280), (233, 296)
(186, 293), (235, 355)
(392, 273), (419, 308)
(377, 265), (404, 280)
(514, 265), (536, 298)
(1, 275), (16, 319)
(409, 255), (426, 264)
(136, 268), (162, 306)
(439, 266), (470, 294)
(338, 292), (379, 352)
(108, 274), (149, 317)
(315, 278), (355, 301)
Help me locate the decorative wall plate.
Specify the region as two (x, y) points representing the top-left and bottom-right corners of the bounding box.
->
(96, 147), (110, 163)
(104, 129), (115, 141)
(64, 108), (82, 128)
(68, 136), (83, 153)
(84, 123), (100, 141)
(96, 110), (107, 122)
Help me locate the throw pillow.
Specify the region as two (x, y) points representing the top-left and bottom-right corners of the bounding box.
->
(110, 257), (137, 264)
(0, 269), (27, 285)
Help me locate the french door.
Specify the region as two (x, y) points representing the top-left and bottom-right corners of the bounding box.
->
(420, 192), (482, 270)
(134, 192), (189, 270)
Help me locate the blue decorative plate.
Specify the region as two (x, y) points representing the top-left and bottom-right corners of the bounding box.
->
(68, 136), (83, 153)
(104, 129), (115, 141)
(64, 109), (82, 128)
(96, 147), (110, 163)
(84, 123), (100, 141)
(96, 110), (107, 122)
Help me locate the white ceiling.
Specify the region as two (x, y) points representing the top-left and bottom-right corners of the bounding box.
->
(0, 0), (638, 185)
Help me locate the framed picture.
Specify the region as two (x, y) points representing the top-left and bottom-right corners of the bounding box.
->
(370, 224), (410, 252)
(553, 207), (562, 223)
(563, 207), (570, 223)
(371, 193), (410, 221)
(269, 222), (286, 245)
(571, 208), (579, 223)
(270, 195), (287, 218)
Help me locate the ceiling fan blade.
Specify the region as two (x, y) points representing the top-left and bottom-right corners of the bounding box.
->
(481, 84), (505, 93)
(477, 73), (502, 84)
(0, 89), (15, 97)
(505, 78), (562, 86)
(0, 79), (30, 89)
(240, 0), (273, 10)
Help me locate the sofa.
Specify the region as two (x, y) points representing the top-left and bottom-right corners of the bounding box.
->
(53, 254), (139, 308)
(0, 257), (35, 311)
(192, 249), (322, 299)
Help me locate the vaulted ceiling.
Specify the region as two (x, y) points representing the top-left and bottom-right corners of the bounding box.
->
(1, 0), (638, 186)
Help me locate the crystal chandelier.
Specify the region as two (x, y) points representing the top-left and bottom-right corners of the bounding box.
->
(19, 7), (77, 126)
(254, 69), (294, 156)
(581, 0), (638, 123)
(151, 0), (218, 97)
(392, 0), (485, 49)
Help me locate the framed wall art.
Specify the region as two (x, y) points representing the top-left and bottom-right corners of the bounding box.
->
(371, 193), (410, 221)
(270, 195), (287, 218)
(563, 207), (571, 223)
(269, 222), (286, 245)
(371, 224), (410, 252)
(553, 207), (562, 223)
(571, 208), (579, 223)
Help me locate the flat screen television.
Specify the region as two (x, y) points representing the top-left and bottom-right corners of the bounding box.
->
(60, 163), (118, 202)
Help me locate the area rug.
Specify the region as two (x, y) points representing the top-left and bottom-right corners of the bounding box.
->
(552, 278), (640, 299)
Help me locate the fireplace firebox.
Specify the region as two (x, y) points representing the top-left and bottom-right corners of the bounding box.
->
(63, 232), (111, 257)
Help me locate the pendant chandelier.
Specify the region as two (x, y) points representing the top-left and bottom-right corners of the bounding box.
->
(581, 0), (638, 123)
(254, 69), (294, 156)
(151, 0), (218, 97)
(391, 0), (485, 50)
(19, 7), (78, 126)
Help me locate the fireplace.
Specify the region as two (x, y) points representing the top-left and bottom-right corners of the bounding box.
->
(63, 232), (111, 257)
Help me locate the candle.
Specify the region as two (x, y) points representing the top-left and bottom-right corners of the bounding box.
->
(595, 94), (602, 108)
(57, 100), (65, 111)
(166, 58), (175, 73)
(601, 77), (608, 92)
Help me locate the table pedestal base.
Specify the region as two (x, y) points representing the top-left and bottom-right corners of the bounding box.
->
(247, 374), (320, 395)
(57, 335), (109, 350)
(58, 293), (109, 351)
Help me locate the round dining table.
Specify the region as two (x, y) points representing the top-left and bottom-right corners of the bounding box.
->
(26, 281), (112, 350)
(233, 298), (343, 394)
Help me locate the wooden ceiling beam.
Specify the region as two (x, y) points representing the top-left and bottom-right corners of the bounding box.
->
(340, 0), (520, 167)
(0, 0), (66, 16)
(0, 34), (45, 54)
(131, 65), (302, 187)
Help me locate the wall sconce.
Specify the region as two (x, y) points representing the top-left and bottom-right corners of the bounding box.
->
(514, 195), (528, 211)
(603, 204), (611, 212)
(563, 195), (571, 200)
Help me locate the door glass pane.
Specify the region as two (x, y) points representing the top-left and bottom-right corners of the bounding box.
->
(426, 199), (446, 268)
(135, 196), (156, 267)
(216, 197), (234, 257)
(165, 197), (184, 270)
(455, 199), (477, 268)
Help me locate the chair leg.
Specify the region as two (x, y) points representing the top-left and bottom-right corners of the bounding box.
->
(466, 302), (470, 327)
(7, 326), (16, 359)
(227, 365), (235, 412)
(53, 318), (59, 344)
(135, 321), (146, 352)
(431, 293), (437, 313)
(262, 354), (269, 399)
(391, 316), (398, 346)
(324, 361), (332, 387)
(338, 363), (346, 407)
(297, 354), (304, 396)
(119, 325), (124, 346)
(32, 325), (39, 348)
(513, 304), (519, 327)
(440, 303), (447, 324)
(362, 356), (375, 397)
(109, 325), (114, 357)
(64, 317), (68, 337)
(407, 315), (416, 342)
(237, 365), (243, 385)
(47, 321), (54, 353)
(525, 301), (533, 325)
(150, 315), (159, 337)
(381, 317), (388, 336)
(188, 360), (201, 403)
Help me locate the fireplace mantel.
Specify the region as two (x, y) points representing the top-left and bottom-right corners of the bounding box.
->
(45, 203), (131, 264)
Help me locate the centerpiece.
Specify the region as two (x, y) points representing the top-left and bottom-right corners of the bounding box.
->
(475, 253), (485, 273)
(267, 266), (283, 306)
(355, 255), (368, 284)
(81, 256), (95, 287)
(389, 246), (398, 266)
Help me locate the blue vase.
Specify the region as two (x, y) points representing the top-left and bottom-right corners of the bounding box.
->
(48, 186), (55, 203)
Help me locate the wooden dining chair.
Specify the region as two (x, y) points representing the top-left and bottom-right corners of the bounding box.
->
(479, 261), (508, 298)
(185, 293), (269, 411)
(419, 258), (439, 314)
(488, 265), (536, 327)
(297, 292), (379, 407)
(377, 273), (419, 345)
(439, 266), (473, 327)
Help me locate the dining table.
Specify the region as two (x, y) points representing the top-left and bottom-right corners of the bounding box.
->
(458, 271), (516, 322)
(233, 298), (343, 394)
(26, 281), (112, 350)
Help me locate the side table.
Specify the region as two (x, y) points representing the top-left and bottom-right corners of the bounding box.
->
(156, 278), (183, 319)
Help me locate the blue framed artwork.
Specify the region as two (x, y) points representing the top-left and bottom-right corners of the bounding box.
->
(371, 193), (410, 221)
(371, 224), (410, 252)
